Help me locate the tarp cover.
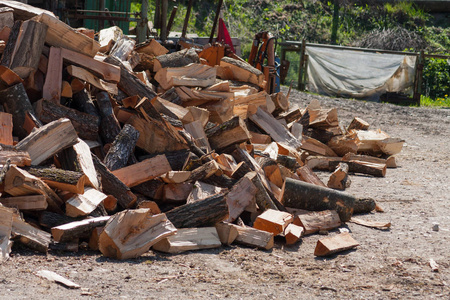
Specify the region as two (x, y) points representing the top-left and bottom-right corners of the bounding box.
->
(306, 47), (416, 101)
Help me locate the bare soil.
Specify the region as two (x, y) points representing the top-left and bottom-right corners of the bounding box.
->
(2, 90), (449, 300)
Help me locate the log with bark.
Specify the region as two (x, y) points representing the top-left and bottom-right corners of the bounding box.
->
(153, 48), (199, 72)
(103, 124), (140, 171)
(206, 116), (251, 152)
(51, 216), (110, 243)
(26, 167), (86, 194)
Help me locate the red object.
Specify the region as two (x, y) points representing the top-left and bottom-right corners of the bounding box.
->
(216, 18), (235, 53)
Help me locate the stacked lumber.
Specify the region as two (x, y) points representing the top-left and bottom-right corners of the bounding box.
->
(0, 2), (402, 260)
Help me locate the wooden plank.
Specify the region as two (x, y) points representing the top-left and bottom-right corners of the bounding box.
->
(314, 232), (359, 256)
(42, 47), (63, 103)
(112, 155), (172, 187)
(152, 227), (221, 254)
(99, 211), (177, 260)
(15, 118), (78, 166)
(34, 13), (100, 57)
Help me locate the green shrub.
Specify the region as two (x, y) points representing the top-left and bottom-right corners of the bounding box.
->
(423, 58), (450, 99)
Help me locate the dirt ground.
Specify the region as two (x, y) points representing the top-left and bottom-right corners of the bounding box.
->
(1, 89), (449, 299)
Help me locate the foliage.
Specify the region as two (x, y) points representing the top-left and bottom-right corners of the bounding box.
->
(422, 58), (450, 99)
(420, 95), (450, 108)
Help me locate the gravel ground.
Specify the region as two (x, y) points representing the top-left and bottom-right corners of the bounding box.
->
(1, 89), (449, 300)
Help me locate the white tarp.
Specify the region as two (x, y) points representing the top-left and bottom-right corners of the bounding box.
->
(306, 47), (416, 101)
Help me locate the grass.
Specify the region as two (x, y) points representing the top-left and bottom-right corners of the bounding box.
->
(420, 95), (450, 107)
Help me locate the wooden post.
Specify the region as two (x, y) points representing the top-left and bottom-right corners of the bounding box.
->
(298, 39), (306, 90)
(209, 0), (224, 44)
(280, 48), (286, 85)
(413, 51), (424, 106)
(154, 0), (161, 30)
(181, 0), (194, 39)
(160, 0), (168, 42)
(136, 0), (149, 43)
(166, 6), (178, 33)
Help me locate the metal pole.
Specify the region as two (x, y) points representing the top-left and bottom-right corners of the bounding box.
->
(209, 0), (223, 44)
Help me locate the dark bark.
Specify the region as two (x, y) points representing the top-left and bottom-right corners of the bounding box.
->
(103, 124), (140, 171)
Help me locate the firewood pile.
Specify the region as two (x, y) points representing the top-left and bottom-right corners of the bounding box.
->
(0, 1), (403, 260)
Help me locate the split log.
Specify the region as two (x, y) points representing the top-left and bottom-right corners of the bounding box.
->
(163, 183), (193, 203)
(0, 7), (13, 28)
(253, 209), (293, 235)
(0, 207), (13, 261)
(296, 165), (327, 187)
(329, 160), (386, 177)
(103, 124), (140, 171)
(385, 156), (397, 168)
(71, 88), (101, 120)
(92, 154), (137, 209)
(0, 83), (34, 139)
(0, 20), (21, 68)
(34, 13), (100, 57)
(284, 223), (303, 245)
(234, 91), (275, 113)
(219, 57), (265, 88)
(278, 107), (302, 124)
(314, 232), (359, 256)
(184, 120), (211, 153)
(155, 63), (216, 90)
(51, 216), (110, 243)
(34, 99), (99, 141)
(132, 179), (165, 200)
(327, 162), (351, 190)
(35, 270), (80, 289)
(305, 156), (342, 171)
(65, 187), (112, 218)
(61, 48), (120, 82)
(0, 112), (13, 145)
(215, 222), (238, 245)
(200, 98), (233, 124)
(301, 136), (337, 157)
(98, 25), (123, 53)
(230, 161), (252, 180)
(67, 65), (118, 95)
(291, 209), (341, 235)
(104, 55), (157, 100)
(0, 65), (23, 86)
(38, 211), (80, 229)
(245, 172), (278, 211)
(0, 195), (47, 211)
(226, 175), (258, 222)
(15, 118), (78, 166)
(153, 48), (199, 72)
(26, 167), (86, 194)
(186, 181), (226, 204)
(136, 39), (168, 57)
(256, 156), (283, 188)
(11, 215), (51, 253)
(281, 178), (355, 222)
(61, 81), (72, 98)
(250, 132), (272, 144)
(270, 92), (289, 113)
(4, 166), (64, 213)
(232, 224), (274, 250)
(166, 192), (228, 228)
(327, 134), (359, 157)
(59, 138), (100, 190)
(96, 91), (121, 144)
(308, 108), (339, 129)
(152, 227), (221, 254)
(249, 107), (302, 151)
(347, 117), (369, 131)
(99, 211), (176, 259)
(151, 96), (192, 123)
(206, 116), (251, 151)
(112, 155), (172, 187)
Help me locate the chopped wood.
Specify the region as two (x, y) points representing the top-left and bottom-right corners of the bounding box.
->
(16, 118), (78, 166)
(164, 182), (193, 202)
(103, 124), (140, 171)
(99, 211), (176, 259)
(245, 171), (278, 211)
(136, 39), (169, 57)
(34, 99), (99, 141)
(65, 187), (111, 218)
(327, 162), (351, 190)
(301, 136), (338, 157)
(249, 107), (302, 151)
(232, 224), (274, 250)
(51, 216), (110, 243)
(186, 159), (220, 183)
(42, 46), (63, 103)
(306, 156), (342, 171)
(112, 155), (172, 188)
(184, 120), (211, 153)
(88, 227), (103, 250)
(314, 232), (359, 256)
(296, 165), (327, 187)
(11, 214), (51, 253)
(26, 167), (86, 194)
(215, 222), (239, 245)
(36, 270), (80, 289)
(219, 57), (265, 88)
(67, 65), (118, 95)
(155, 63), (216, 90)
(0, 195), (47, 211)
(161, 171), (191, 184)
(0, 205), (13, 261)
(429, 259), (439, 272)
(153, 48), (199, 72)
(253, 209), (293, 235)
(350, 217), (391, 229)
(0, 83), (35, 139)
(206, 116), (251, 151)
(152, 227), (221, 254)
(329, 160), (386, 177)
(327, 134), (359, 157)
(256, 156), (283, 188)
(291, 209), (341, 235)
(385, 156), (397, 168)
(347, 117), (369, 131)
(186, 181), (226, 203)
(0, 112), (13, 145)
(284, 223), (303, 245)
(0, 65), (23, 86)
(235, 91), (275, 113)
(281, 178), (355, 222)
(226, 175), (258, 222)
(98, 26), (123, 53)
